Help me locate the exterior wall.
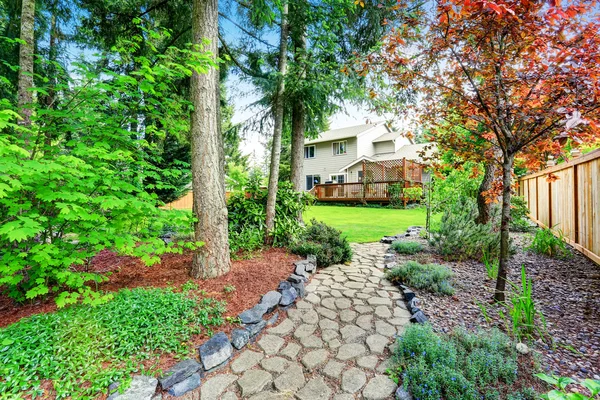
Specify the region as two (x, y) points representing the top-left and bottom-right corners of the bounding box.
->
(356, 125), (389, 157)
(347, 163), (363, 183)
(373, 141), (395, 154)
(303, 137), (358, 190)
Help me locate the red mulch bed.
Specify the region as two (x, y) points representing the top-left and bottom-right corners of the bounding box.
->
(0, 247), (300, 328)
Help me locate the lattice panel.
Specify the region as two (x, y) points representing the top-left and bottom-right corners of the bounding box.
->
(362, 158), (423, 182)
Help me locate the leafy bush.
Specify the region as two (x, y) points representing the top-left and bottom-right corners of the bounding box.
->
(290, 219), (352, 267)
(510, 196), (533, 232)
(429, 196), (500, 260)
(391, 240), (423, 255)
(385, 261), (454, 295)
(227, 177), (312, 253)
(392, 324), (519, 400)
(0, 287), (225, 398)
(0, 35), (207, 304)
(536, 374), (600, 400)
(527, 227), (571, 259)
(403, 186), (423, 202)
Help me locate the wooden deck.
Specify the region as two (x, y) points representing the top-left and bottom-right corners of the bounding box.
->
(312, 181), (422, 203)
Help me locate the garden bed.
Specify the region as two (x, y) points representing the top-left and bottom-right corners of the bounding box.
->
(390, 233), (600, 381)
(0, 247), (300, 328)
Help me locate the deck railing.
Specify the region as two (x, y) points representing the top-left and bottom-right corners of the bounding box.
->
(313, 180), (421, 203)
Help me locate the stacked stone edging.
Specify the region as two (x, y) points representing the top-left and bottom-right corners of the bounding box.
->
(107, 255), (317, 400)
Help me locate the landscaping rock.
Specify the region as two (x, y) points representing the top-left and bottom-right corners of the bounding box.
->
(200, 375), (237, 400)
(307, 254), (317, 265)
(199, 332), (233, 371)
(516, 343), (530, 355)
(237, 370), (273, 397)
(409, 310), (428, 324)
(260, 291), (282, 313)
(395, 386), (413, 400)
(279, 287), (297, 306)
(245, 319), (267, 337)
(168, 373), (201, 397)
(108, 375), (158, 400)
(296, 377), (331, 400)
(231, 329), (250, 350)
(407, 297), (420, 314)
(287, 274), (306, 284)
(158, 359), (201, 390)
(402, 289), (416, 302)
(278, 281), (292, 291)
(380, 236), (396, 244)
(267, 312), (279, 326)
(239, 303), (268, 324)
(363, 375), (397, 400)
(295, 264), (309, 279)
(305, 261), (316, 273)
(291, 281), (305, 297)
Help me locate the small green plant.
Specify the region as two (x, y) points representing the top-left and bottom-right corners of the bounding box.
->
(482, 249), (499, 280)
(385, 261), (454, 295)
(223, 284), (236, 294)
(290, 219), (352, 267)
(475, 299), (491, 324)
(506, 265), (546, 340)
(391, 240), (424, 255)
(536, 373), (600, 400)
(0, 287), (225, 398)
(528, 227), (571, 259)
(391, 324), (519, 400)
(181, 280), (199, 292)
(510, 196), (533, 232)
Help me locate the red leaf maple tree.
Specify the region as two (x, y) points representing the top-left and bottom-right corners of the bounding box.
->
(363, 0), (600, 301)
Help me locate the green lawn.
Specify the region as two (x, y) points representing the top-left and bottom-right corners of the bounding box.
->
(304, 205), (435, 243)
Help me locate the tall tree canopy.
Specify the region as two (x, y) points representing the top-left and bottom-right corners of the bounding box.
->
(364, 0), (600, 301)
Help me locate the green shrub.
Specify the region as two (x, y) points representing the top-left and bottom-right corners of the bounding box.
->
(0, 287), (225, 398)
(429, 196), (500, 260)
(391, 240), (423, 255)
(510, 196), (533, 232)
(227, 178), (312, 253)
(290, 219), (352, 267)
(392, 324), (519, 400)
(385, 261), (454, 295)
(527, 227), (571, 259)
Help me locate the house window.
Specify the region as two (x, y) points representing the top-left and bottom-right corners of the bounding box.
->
(306, 174), (320, 190)
(304, 145), (315, 159)
(332, 141), (347, 155)
(358, 170), (363, 182)
(329, 174), (346, 184)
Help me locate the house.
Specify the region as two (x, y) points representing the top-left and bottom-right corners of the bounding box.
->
(303, 122), (435, 191)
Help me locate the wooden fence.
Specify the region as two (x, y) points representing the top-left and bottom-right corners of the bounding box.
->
(517, 149), (600, 264)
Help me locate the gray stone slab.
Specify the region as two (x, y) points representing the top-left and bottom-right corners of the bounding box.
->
(341, 368), (366, 393)
(267, 318), (295, 336)
(336, 343), (367, 361)
(200, 374), (238, 400)
(366, 334), (390, 354)
(109, 375), (158, 400)
(258, 334), (285, 355)
(237, 370), (273, 397)
(231, 350), (264, 373)
(260, 356), (289, 373)
(273, 363), (305, 392)
(301, 349), (329, 370)
(239, 303), (268, 324)
(279, 342), (302, 360)
(293, 324), (317, 339)
(322, 360), (345, 379)
(295, 377), (331, 400)
(362, 375), (397, 400)
(158, 359), (201, 390)
(167, 373), (201, 397)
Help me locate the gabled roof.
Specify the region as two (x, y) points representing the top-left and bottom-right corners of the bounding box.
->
(372, 131), (401, 143)
(305, 122), (387, 145)
(338, 143), (438, 172)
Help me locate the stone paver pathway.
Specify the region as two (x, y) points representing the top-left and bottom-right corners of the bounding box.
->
(189, 243), (410, 400)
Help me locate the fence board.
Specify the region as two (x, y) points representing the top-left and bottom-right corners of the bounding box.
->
(518, 149), (600, 265)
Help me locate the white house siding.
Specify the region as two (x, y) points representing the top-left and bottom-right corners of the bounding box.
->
(347, 163), (363, 183)
(303, 137), (358, 190)
(394, 135), (412, 151)
(356, 125), (390, 157)
(373, 141), (395, 154)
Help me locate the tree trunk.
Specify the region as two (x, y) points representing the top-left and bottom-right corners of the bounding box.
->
(17, 0), (35, 133)
(494, 153), (514, 302)
(189, 0), (231, 278)
(475, 161), (496, 225)
(264, 0), (289, 244)
(290, 23), (307, 221)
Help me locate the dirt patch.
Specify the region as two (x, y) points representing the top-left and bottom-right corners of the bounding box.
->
(0, 247), (300, 328)
(392, 232), (600, 381)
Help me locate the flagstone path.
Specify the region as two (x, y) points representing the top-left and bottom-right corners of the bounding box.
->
(182, 242), (410, 400)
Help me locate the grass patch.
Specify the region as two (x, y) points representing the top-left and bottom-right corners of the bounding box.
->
(391, 324), (528, 400)
(385, 261), (454, 295)
(304, 205), (436, 243)
(0, 287), (225, 399)
(391, 240), (423, 255)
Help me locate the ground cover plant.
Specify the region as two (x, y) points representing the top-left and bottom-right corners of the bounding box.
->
(290, 219), (352, 267)
(391, 240), (423, 255)
(527, 227), (571, 259)
(392, 324), (524, 400)
(303, 205), (434, 242)
(0, 287), (225, 399)
(536, 374), (600, 400)
(385, 261), (454, 295)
